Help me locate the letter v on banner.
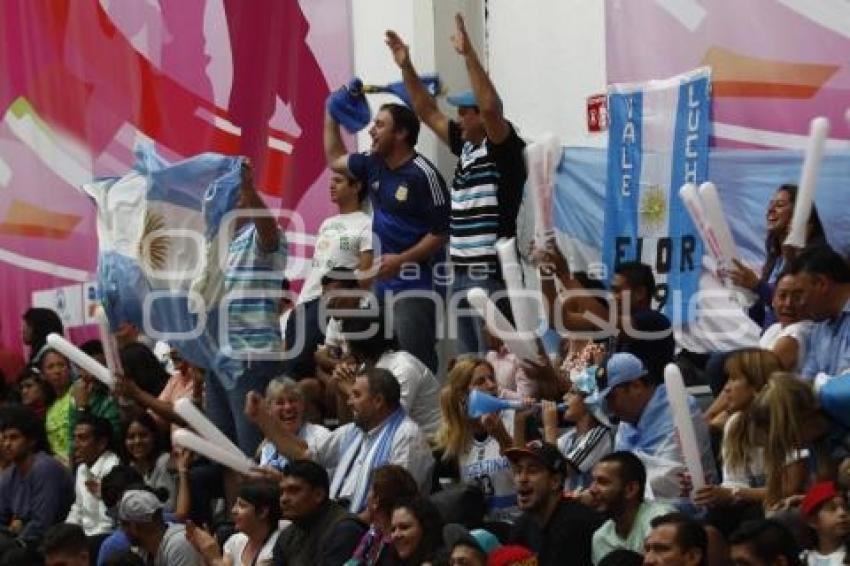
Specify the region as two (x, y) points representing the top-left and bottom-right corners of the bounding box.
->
(603, 67), (712, 324)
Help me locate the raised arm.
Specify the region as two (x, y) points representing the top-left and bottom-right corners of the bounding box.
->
(324, 108), (354, 176)
(452, 13), (510, 144)
(385, 30), (450, 144)
(239, 161), (280, 253)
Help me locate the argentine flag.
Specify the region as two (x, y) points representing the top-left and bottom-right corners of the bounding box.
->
(82, 143), (243, 373)
(602, 67), (711, 323)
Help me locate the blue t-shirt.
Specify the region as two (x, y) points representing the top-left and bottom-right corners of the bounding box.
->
(97, 513), (178, 565)
(348, 152), (449, 292)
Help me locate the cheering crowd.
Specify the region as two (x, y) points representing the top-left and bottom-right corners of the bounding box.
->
(0, 13), (848, 566)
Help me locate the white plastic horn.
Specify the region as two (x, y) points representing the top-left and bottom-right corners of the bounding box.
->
(785, 117), (829, 249)
(664, 364), (705, 492)
(466, 287), (538, 362)
(174, 398), (244, 459)
(495, 237), (539, 336)
(46, 333), (116, 389)
(173, 429), (253, 475)
(525, 133), (562, 248)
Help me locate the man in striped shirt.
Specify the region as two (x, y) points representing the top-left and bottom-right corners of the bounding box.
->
(386, 13), (527, 355)
(216, 160), (287, 455)
(325, 101), (450, 374)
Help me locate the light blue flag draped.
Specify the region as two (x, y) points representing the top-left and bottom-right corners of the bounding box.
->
(602, 68), (711, 322)
(551, 147), (850, 353)
(83, 143), (243, 374)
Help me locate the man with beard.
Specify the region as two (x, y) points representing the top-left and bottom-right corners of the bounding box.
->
(505, 440), (601, 565)
(589, 452), (674, 564)
(325, 99), (450, 375)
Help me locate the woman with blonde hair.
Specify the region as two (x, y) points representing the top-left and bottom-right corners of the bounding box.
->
(696, 349), (795, 524)
(434, 357), (519, 522)
(256, 377), (330, 471)
(748, 373), (832, 509)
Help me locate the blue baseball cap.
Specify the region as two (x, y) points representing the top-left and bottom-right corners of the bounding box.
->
(443, 523), (501, 555)
(598, 352), (648, 399)
(446, 90), (478, 108)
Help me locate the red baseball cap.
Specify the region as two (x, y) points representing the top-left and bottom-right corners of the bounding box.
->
(801, 481), (839, 517)
(488, 545), (538, 566)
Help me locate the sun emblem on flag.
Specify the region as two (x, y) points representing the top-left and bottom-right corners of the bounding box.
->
(139, 210), (170, 271)
(640, 185), (667, 231)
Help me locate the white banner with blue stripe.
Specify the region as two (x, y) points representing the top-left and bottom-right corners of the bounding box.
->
(603, 67), (711, 322)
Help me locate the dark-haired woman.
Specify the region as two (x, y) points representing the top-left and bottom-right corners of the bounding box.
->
(186, 482), (283, 566)
(729, 184), (826, 328)
(18, 369), (55, 420)
(21, 307), (63, 366)
(123, 413), (177, 511)
(389, 497), (445, 566)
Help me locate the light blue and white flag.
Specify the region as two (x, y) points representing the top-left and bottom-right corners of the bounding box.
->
(603, 67), (711, 322)
(82, 143), (243, 372)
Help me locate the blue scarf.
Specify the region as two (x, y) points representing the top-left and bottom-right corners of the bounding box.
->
(330, 408), (407, 513)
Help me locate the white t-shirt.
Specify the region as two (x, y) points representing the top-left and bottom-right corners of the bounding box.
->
(222, 528), (282, 566)
(376, 351), (442, 436)
(806, 548), (847, 566)
(759, 321), (811, 371)
(721, 412), (809, 488)
(298, 211), (372, 304)
(458, 411), (519, 522)
(259, 422), (331, 472)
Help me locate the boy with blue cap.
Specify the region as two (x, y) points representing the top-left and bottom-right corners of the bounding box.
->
(385, 13), (527, 356)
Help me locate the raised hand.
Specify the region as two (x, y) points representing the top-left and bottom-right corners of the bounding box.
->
(244, 390), (266, 422)
(540, 400), (559, 432)
(114, 373), (140, 401)
(451, 13), (472, 56)
(385, 30), (411, 68)
(331, 362), (357, 399)
(728, 258), (758, 290)
(185, 520), (222, 562)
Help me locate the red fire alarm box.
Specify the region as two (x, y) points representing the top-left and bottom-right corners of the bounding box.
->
(586, 94), (608, 132)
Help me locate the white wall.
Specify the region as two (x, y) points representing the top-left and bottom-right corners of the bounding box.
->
(487, 0), (608, 147)
(349, 0), (488, 173)
(351, 0), (608, 151)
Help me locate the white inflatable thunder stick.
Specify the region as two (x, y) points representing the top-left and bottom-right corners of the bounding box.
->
(664, 363), (705, 492)
(94, 306), (123, 379)
(47, 333), (116, 389)
(785, 117), (829, 249)
(495, 237), (539, 336)
(466, 287), (539, 362)
(174, 398), (244, 460)
(525, 133), (562, 248)
(679, 183), (724, 269)
(697, 182), (739, 274)
(173, 429), (253, 475)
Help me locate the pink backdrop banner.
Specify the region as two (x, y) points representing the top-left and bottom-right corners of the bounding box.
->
(0, 0), (353, 356)
(606, 0), (850, 148)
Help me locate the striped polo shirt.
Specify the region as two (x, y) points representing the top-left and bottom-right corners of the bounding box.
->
(224, 224), (287, 357)
(448, 121), (526, 266)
